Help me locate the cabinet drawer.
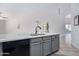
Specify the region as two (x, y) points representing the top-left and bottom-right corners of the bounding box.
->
(43, 36), (51, 40)
(31, 42), (41, 46)
(43, 39), (51, 43)
(30, 38), (42, 43)
(52, 35), (56, 39)
(56, 35), (59, 39)
(52, 35), (59, 40)
(52, 34), (59, 38)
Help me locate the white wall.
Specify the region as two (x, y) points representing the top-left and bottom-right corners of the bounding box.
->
(0, 3), (71, 35)
(0, 20), (6, 34)
(0, 3), (9, 34)
(71, 4), (79, 49)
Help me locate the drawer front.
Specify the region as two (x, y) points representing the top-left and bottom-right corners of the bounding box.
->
(43, 39), (51, 43)
(56, 35), (59, 39)
(52, 35), (59, 40)
(52, 35), (56, 39)
(43, 36), (51, 40)
(31, 42), (41, 46)
(30, 37), (42, 43)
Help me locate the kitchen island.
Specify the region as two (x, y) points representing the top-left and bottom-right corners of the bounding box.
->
(0, 33), (59, 56)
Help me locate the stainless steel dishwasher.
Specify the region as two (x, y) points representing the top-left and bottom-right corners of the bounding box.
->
(2, 39), (30, 56)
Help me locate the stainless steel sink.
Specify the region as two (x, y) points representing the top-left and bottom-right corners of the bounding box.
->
(30, 33), (45, 36)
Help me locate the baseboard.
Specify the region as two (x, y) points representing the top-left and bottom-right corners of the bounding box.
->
(47, 49), (59, 56)
(71, 42), (79, 49)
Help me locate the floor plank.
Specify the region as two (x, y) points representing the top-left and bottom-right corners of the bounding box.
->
(51, 34), (79, 56)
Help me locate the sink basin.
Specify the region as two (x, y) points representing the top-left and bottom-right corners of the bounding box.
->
(30, 33), (45, 36)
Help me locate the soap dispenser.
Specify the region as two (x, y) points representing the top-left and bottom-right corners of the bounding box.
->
(43, 22), (49, 33)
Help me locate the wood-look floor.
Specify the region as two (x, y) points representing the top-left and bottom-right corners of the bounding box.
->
(51, 34), (79, 56)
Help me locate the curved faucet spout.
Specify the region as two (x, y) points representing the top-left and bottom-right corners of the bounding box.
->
(35, 26), (41, 34)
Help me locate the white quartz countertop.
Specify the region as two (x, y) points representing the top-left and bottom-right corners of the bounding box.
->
(0, 33), (59, 42)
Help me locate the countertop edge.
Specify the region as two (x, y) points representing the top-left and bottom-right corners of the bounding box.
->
(0, 33), (59, 42)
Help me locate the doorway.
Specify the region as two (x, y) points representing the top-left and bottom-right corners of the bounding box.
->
(65, 24), (71, 45)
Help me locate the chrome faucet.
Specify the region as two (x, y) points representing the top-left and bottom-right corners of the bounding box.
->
(35, 25), (41, 34)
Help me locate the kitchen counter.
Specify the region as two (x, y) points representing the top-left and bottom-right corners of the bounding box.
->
(0, 33), (59, 42)
(0, 33), (59, 56)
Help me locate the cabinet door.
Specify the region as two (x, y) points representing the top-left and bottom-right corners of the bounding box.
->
(0, 43), (2, 56)
(30, 42), (42, 56)
(43, 40), (51, 56)
(51, 36), (59, 52)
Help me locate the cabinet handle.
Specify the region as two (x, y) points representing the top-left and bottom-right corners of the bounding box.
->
(31, 42), (41, 46)
(52, 39), (56, 41)
(43, 41), (51, 43)
(52, 37), (55, 39)
(3, 52), (10, 55)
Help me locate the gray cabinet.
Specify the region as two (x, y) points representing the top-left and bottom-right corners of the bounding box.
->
(51, 35), (59, 52)
(30, 38), (42, 56)
(30, 34), (59, 56)
(43, 40), (51, 56)
(52, 40), (58, 52)
(43, 36), (51, 56)
(30, 42), (42, 56)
